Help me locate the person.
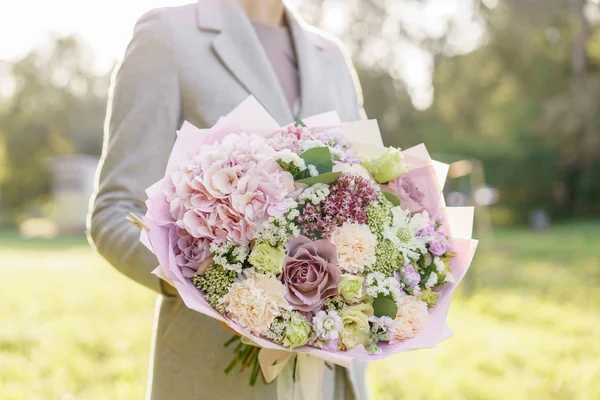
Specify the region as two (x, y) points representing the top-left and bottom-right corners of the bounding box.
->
(88, 0), (369, 398)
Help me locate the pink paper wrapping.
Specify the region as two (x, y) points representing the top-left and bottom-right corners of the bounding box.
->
(141, 96), (478, 367)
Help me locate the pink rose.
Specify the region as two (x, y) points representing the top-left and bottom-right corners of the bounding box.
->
(281, 236), (341, 312)
(386, 176), (425, 214)
(171, 228), (213, 277)
(429, 231), (448, 256)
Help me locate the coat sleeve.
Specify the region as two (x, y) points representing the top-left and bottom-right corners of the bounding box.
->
(87, 10), (181, 295)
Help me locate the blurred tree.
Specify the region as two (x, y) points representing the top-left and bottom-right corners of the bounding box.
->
(427, 0), (600, 219)
(296, 0), (600, 221)
(0, 34), (108, 222)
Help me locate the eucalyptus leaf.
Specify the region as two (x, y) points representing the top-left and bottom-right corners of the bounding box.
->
(294, 119), (307, 127)
(297, 172), (341, 186)
(299, 147), (333, 174)
(372, 295), (398, 318)
(382, 190), (402, 207)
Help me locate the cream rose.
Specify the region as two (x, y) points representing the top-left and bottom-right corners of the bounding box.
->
(222, 270), (291, 335)
(389, 296), (429, 343)
(329, 223), (377, 274)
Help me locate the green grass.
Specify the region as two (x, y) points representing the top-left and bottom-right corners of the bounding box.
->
(1, 222), (599, 399)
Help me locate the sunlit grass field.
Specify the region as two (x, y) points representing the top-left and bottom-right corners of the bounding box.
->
(1, 222), (599, 399)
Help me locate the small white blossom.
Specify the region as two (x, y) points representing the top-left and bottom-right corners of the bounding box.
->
(369, 315), (394, 333)
(313, 310), (343, 340)
(255, 218), (289, 247)
(423, 252), (433, 267)
(233, 245), (249, 261)
(444, 271), (455, 283)
(307, 164), (319, 177)
(285, 198), (299, 211)
(299, 183), (330, 205)
(434, 257), (446, 273)
(300, 139), (326, 152)
(289, 224), (300, 237)
(365, 272), (403, 302)
(424, 273), (438, 288)
(329, 146), (346, 161)
(210, 242), (248, 273)
(254, 201), (301, 246)
(287, 209), (300, 220)
(278, 149), (307, 170)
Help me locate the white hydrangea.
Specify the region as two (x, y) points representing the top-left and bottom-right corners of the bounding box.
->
(365, 272), (403, 302)
(299, 183), (330, 205)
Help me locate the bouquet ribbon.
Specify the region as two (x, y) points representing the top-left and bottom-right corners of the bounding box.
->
(262, 350), (325, 400)
(241, 337), (325, 400)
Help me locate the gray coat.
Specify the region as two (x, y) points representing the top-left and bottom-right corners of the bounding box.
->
(88, 0), (370, 398)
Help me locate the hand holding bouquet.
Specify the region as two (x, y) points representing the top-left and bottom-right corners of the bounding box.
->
(134, 97), (478, 398)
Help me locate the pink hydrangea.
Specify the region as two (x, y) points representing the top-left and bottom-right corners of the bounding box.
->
(267, 125), (317, 153)
(164, 133), (296, 245)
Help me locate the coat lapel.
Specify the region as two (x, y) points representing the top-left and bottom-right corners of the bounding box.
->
(196, 0), (293, 124)
(285, 6), (329, 119)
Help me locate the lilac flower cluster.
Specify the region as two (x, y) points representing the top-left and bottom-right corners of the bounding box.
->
(296, 173), (378, 239)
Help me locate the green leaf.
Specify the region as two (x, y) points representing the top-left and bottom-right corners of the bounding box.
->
(299, 147), (333, 175)
(372, 295), (398, 318)
(382, 190), (401, 207)
(297, 172), (341, 186)
(294, 119), (307, 127)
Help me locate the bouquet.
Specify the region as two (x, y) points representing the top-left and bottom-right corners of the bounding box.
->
(133, 97), (478, 397)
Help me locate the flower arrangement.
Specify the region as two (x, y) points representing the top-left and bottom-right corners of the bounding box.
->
(137, 97), (477, 390)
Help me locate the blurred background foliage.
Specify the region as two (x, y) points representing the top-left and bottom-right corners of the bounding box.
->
(299, 0), (600, 223)
(1, 0), (599, 224)
(0, 35), (108, 222)
(0, 0), (600, 223)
